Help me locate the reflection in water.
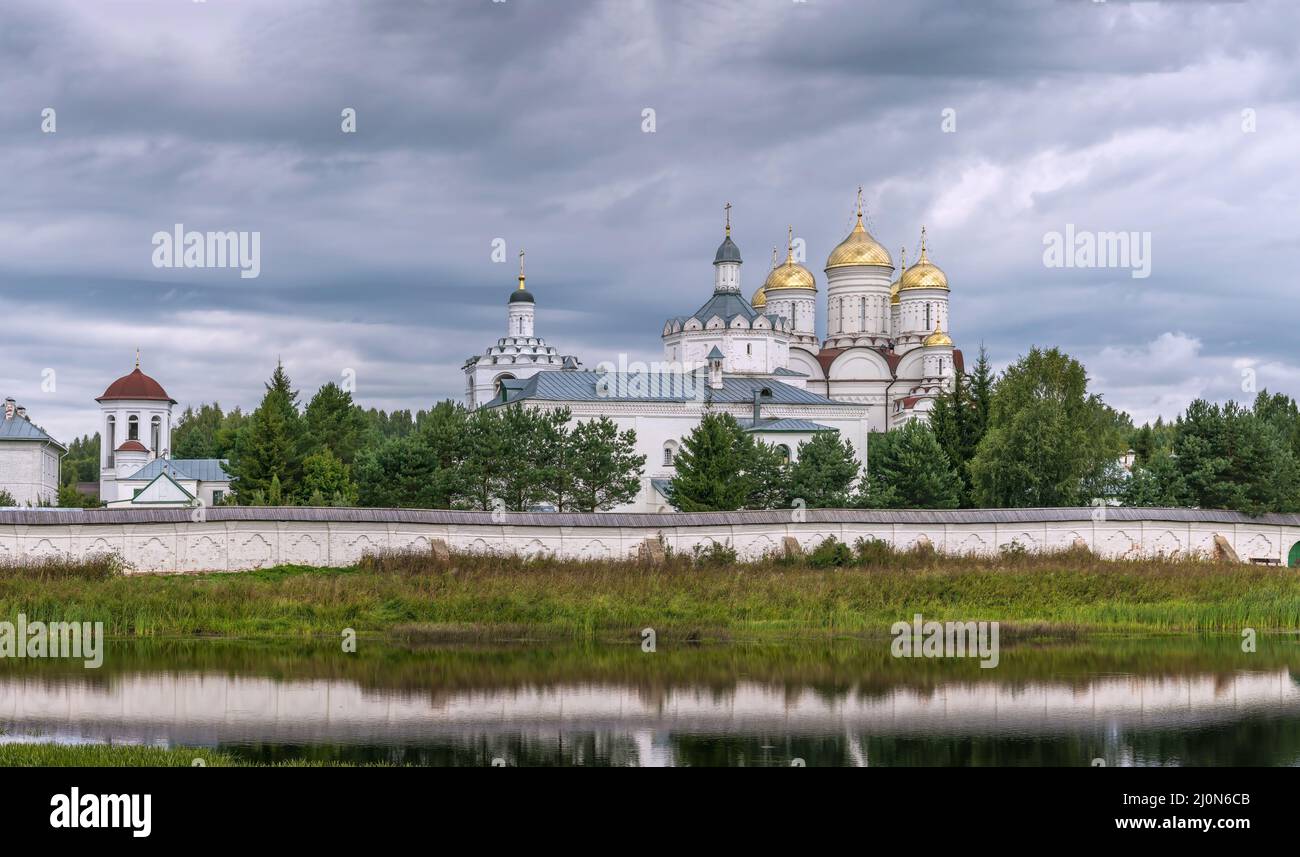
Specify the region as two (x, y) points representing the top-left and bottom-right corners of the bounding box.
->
(1, 638), (1299, 766)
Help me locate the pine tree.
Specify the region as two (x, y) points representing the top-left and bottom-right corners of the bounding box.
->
(857, 421), (961, 509)
(228, 362), (307, 503)
(172, 404), (226, 459)
(746, 440), (790, 509)
(668, 412), (755, 512)
(417, 400), (471, 508)
(533, 408), (577, 511)
(300, 448), (358, 505)
(567, 417), (645, 511)
(459, 407), (514, 510)
(304, 382), (369, 465)
(496, 405), (548, 511)
(786, 431), (860, 508)
(353, 434), (439, 508)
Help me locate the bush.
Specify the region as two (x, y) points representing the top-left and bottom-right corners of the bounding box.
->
(692, 540), (738, 566)
(808, 536), (853, 568)
(1000, 540), (1030, 561)
(853, 537), (896, 566)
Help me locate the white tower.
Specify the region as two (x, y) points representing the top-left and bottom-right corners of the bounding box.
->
(761, 226), (818, 347)
(823, 188), (894, 349)
(896, 226), (950, 353)
(713, 202), (742, 293)
(462, 251), (580, 409)
(97, 352), (176, 502)
(506, 249), (535, 337)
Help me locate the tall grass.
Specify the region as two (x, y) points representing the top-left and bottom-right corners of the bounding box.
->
(0, 552), (125, 581)
(0, 540), (1296, 639)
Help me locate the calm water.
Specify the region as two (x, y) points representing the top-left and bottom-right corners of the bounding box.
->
(2, 636), (1299, 766)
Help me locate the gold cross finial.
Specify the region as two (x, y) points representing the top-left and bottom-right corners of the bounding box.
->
(920, 225), (927, 254)
(900, 246), (907, 270)
(856, 185), (864, 219)
(771, 246), (778, 269)
(724, 202), (732, 236)
(786, 225), (794, 259)
(517, 249), (526, 289)
(134, 348), (140, 369)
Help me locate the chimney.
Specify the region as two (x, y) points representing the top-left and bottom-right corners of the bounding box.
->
(15, 406), (26, 419)
(752, 387), (773, 425)
(707, 347), (724, 390)
(3, 398), (13, 420)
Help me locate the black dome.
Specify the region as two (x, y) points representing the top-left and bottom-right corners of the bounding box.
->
(713, 235), (742, 265)
(509, 289), (535, 304)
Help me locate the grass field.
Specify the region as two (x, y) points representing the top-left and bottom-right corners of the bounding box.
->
(3, 543), (1299, 640)
(0, 744), (381, 767)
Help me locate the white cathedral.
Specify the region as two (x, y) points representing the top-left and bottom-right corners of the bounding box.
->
(464, 193), (962, 512)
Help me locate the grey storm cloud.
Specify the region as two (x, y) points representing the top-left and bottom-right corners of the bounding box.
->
(2, 0), (1298, 441)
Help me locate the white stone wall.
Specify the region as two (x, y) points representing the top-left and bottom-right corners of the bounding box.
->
(1, 509), (1297, 573)
(0, 443), (60, 506)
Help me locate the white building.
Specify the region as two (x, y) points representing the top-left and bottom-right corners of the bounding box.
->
(462, 196), (963, 511)
(462, 250), (582, 408)
(0, 397), (65, 506)
(464, 196), (963, 511)
(97, 358), (231, 508)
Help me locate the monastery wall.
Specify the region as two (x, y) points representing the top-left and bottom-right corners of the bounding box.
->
(1, 507), (1298, 573)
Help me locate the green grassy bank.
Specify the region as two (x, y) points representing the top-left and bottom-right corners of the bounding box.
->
(3, 545), (1299, 640)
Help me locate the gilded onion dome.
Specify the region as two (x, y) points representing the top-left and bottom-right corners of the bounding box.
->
(752, 247), (777, 308)
(825, 189), (892, 269)
(924, 323), (952, 347)
(889, 246), (906, 306)
(763, 227), (817, 292)
(900, 226), (949, 291)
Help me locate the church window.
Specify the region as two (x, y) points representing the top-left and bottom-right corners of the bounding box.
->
(151, 416), (162, 453)
(128, 415), (139, 441)
(746, 343), (752, 356)
(860, 297), (866, 331)
(777, 444), (791, 464)
(925, 303), (931, 330)
(213, 490), (225, 505)
(663, 441), (679, 467)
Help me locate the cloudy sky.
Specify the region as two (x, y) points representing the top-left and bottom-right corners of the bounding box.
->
(3, 0), (1298, 442)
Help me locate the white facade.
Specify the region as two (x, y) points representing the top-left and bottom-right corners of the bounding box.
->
(463, 202), (964, 511)
(0, 398), (64, 507)
(462, 257), (582, 409)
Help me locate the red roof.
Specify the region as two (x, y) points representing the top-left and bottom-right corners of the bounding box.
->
(97, 368), (176, 404)
(115, 439), (149, 453)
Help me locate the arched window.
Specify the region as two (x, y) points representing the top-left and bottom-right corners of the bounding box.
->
(151, 416), (162, 454)
(105, 416), (116, 466)
(777, 444), (791, 464)
(492, 373), (516, 399)
(128, 415), (139, 441)
(925, 303), (931, 330)
(663, 441), (679, 467)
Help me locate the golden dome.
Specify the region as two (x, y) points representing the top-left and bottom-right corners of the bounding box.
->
(763, 227), (816, 292)
(923, 323), (952, 348)
(825, 212), (892, 269)
(751, 285), (767, 308)
(900, 226), (949, 291)
(889, 246), (905, 306)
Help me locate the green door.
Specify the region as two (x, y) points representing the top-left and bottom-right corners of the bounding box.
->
(1288, 542), (1300, 568)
